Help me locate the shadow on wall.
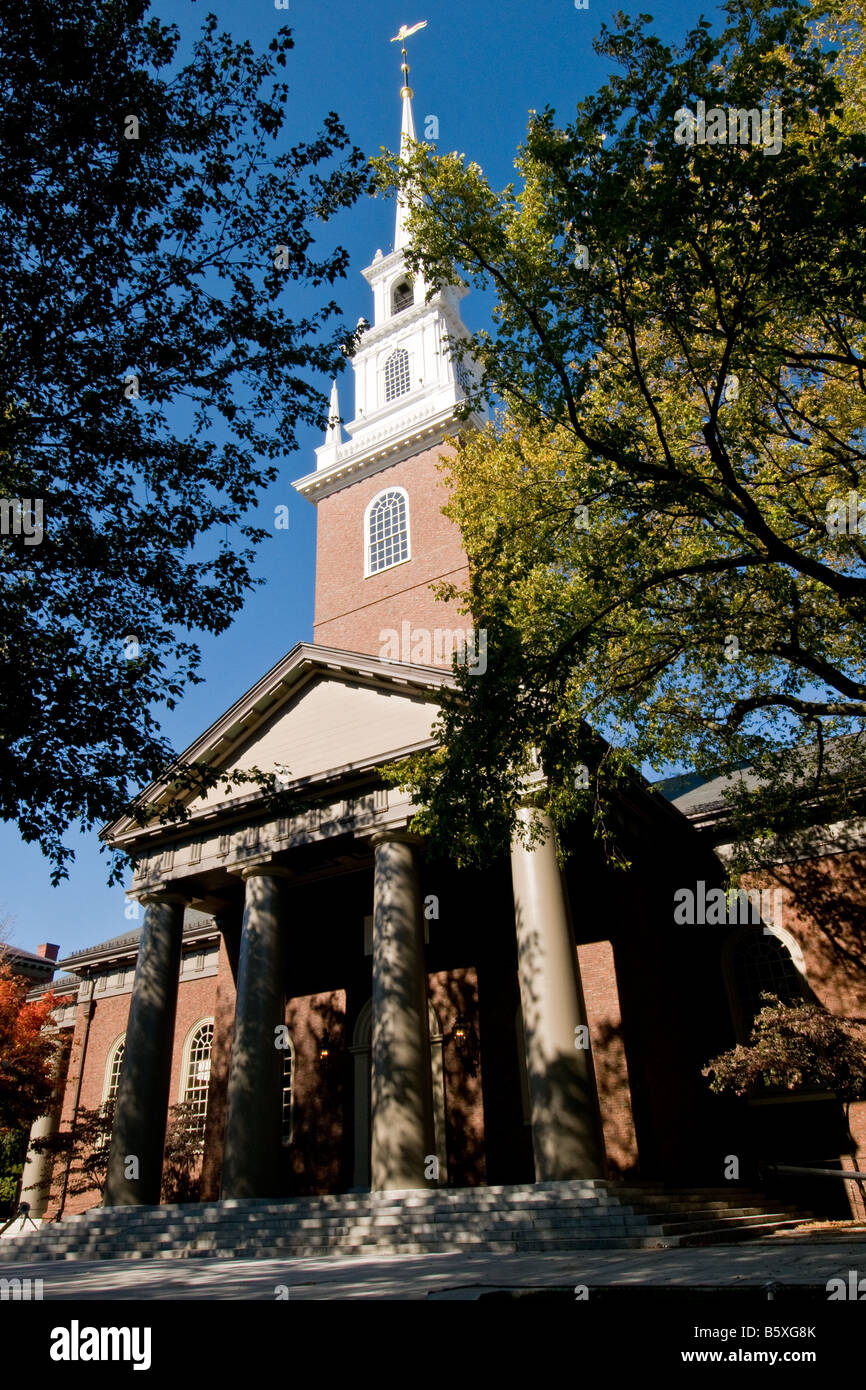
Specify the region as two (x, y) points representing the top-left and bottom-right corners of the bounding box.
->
(284, 990), (346, 1196)
(589, 1018), (640, 1179)
(428, 968), (486, 1186)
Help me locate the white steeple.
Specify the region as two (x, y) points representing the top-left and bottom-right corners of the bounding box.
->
(394, 86), (417, 252)
(295, 22), (486, 501)
(324, 378), (342, 446)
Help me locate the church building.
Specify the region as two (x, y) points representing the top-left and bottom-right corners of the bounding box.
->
(16, 59), (866, 1236)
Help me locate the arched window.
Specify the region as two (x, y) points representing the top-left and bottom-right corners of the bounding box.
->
(384, 347), (411, 402)
(103, 1036), (125, 1106)
(281, 1037), (295, 1146)
(392, 280), (413, 314)
(455, 358), (473, 394)
(98, 1035), (125, 1147)
(365, 488), (409, 576)
(724, 927), (805, 1042)
(181, 1021), (213, 1135)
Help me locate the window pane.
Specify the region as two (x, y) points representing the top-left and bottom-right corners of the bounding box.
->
(384, 348), (411, 402)
(183, 1023), (214, 1135)
(734, 934), (802, 1028)
(368, 490), (408, 574)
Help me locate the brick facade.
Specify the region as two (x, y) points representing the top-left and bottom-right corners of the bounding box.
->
(313, 442), (470, 660)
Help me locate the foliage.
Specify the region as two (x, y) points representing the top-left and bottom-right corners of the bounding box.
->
(373, 0), (866, 870)
(0, 959), (57, 1131)
(0, 1126), (28, 1214)
(703, 992), (866, 1101)
(31, 1099), (206, 1209)
(0, 0), (370, 881)
(161, 1102), (205, 1204)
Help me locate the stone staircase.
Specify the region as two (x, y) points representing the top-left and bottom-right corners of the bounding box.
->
(0, 1181), (814, 1263)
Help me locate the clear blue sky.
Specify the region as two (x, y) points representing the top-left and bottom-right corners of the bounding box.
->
(0, 0), (713, 960)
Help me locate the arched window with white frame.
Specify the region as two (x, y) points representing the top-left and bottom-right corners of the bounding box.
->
(103, 1035), (125, 1107)
(391, 279), (414, 314)
(365, 487), (410, 576)
(179, 1019), (214, 1137)
(97, 1035), (125, 1148)
(383, 347), (411, 402)
(723, 925), (807, 1043)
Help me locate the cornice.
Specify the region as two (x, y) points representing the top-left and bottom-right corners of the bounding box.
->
(296, 403), (484, 501)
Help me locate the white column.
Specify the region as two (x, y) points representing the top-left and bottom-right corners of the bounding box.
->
(511, 808), (606, 1181)
(370, 833), (436, 1190)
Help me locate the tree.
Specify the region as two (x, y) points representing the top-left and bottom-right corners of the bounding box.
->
(30, 1102), (114, 1215)
(32, 1100), (208, 1211)
(161, 1102), (207, 1204)
(0, 958), (57, 1133)
(374, 0), (866, 873)
(0, 0), (370, 882)
(0, 1128), (29, 1215)
(703, 993), (866, 1115)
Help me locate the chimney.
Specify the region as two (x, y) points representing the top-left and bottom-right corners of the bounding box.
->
(37, 943), (60, 962)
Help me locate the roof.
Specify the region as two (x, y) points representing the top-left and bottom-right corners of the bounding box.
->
(656, 734), (866, 831)
(656, 764), (760, 821)
(4, 945), (55, 968)
(55, 909), (217, 973)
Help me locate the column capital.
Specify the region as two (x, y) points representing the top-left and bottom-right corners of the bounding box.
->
(135, 884), (191, 907)
(235, 861), (293, 882)
(367, 828), (424, 850)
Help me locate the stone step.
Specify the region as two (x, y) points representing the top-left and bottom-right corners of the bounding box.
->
(650, 1211), (796, 1235)
(0, 1181), (814, 1264)
(664, 1218), (810, 1248)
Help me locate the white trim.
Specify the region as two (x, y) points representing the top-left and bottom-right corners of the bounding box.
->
(177, 1016), (215, 1103)
(363, 485), (411, 579)
(715, 816), (866, 867)
(280, 1033), (295, 1147)
(102, 1034), (126, 1105)
(721, 925), (808, 1045)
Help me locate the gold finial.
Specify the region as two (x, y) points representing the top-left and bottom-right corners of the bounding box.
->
(390, 20), (427, 98)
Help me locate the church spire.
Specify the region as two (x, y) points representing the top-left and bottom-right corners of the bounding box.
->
(390, 21), (427, 252)
(324, 378), (341, 446)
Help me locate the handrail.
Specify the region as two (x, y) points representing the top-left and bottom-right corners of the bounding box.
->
(760, 1162), (866, 1181)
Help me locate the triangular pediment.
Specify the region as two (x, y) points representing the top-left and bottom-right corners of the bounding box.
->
(103, 643), (453, 845)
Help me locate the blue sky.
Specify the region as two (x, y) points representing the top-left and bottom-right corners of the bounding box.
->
(1, 0), (714, 959)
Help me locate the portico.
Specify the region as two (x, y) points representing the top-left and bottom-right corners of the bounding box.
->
(102, 643), (608, 1205)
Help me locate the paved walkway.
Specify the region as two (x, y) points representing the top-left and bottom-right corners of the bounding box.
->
(2, 1233), (865, 1299)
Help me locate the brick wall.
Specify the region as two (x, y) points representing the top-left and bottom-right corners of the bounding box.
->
(47, 973), (218, 1217)
(742, 849), (866, 1217)
(428, 968), (486, 1186)
(284, 990), (346, 1195)
(313, 442), (470, 660)
(577, 941), (640, 1178)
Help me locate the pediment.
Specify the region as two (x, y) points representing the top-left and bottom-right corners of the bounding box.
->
(103, 644), (452, 844)
(191, 668), (439, 812)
